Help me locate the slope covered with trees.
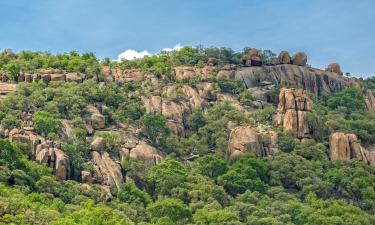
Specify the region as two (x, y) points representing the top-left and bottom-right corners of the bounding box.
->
(0, 46), (375, 224)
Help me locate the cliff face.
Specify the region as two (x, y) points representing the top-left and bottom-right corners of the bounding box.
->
(274, 88), (314, 139)
(234, 65), (350, 95)
(2, 49), (375, 193)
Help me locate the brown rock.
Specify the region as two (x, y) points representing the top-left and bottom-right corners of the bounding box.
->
(326, 63), (343, 75)
(91, 137), (106, 152)
(278, 51), (292, 64)
(54, 149), (70, 181)
(365, 90), (375, 112)
(81, 171), (93, 184)
(129, 141), (163, 168)
(243, 48), (263, 67)
(292, 52), (307, 66)
(275, 88), (313, 138)
(91, 151), (123, 191)
(329, 132), (374, 165)
(228, 126), (265, 158)
(66, 72), (84, 82)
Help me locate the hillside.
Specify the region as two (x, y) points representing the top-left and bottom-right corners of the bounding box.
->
(0, 47), (375, 225)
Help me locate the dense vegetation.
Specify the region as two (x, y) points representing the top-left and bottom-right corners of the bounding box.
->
(0, 48), (375, 224)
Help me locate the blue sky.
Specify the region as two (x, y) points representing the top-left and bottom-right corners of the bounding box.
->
(0, 0), (374, 77)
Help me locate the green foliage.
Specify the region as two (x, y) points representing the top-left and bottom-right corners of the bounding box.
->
(147, 158), (188, 197)
(117, 183), (151, 207)
(239, 91), (256, 104)
(216, 77), (245, 94)
(32, 111), (61, 136)
(218, 155), (269, 196)
(192, 155), (228, 178)
(0, 114), (20, 130)
(326, 87), (366, 115)
(140, 114), (170, 145)
(277, 132), (296, 153)
(146, 198), (192, 224)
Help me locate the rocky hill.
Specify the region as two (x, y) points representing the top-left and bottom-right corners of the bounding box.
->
(0, 47), (375, 224)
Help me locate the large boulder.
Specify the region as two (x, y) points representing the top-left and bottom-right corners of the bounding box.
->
(292, 52), (307, 66)
(365, 90), (375, 112)
(329, 132), (374, 165)
(35, 144), (70, 181)
(278, 51), (292, 64)
(91, 137), (106, 152)
(243, 48), (262, 67)
(128, 141), (163, 168)
(229, 126), (264, 158)
(275, 88), (313, 138)
(91, 151), (124, 191)
(326, 63), (343, 75)
(86, 105), (105, 130)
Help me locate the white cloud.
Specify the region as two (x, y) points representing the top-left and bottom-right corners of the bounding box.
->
(117, 49), (151, 61)
(116, 44), (183, 61)
(162, 44), (183, 52)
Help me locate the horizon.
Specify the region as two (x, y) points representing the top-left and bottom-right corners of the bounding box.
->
(1, 0), (374, 77)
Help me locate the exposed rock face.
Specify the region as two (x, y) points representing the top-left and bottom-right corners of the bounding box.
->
(81, 171), (93, 184)
(365, 90), (375, 112)
(228, 126), (278, 158)
(173, 66), (216, 80)
(235, 64), (350, 96)
(292, 52), (307, 66)
(91, 137), (106, 152)
(35, 142), (70, 180)
(128, 141), (163, 168)
(329, 132), (374, 165)
(326, 63), (343, 75)
(66, 72), (85, 82)
(91, 151), (123, 191)
(0, 82), (17, 99)
(217, 64), (236, 79)
(102, 66), (145, 83)
(278, 51), (292, 64)
(9, 128), (44, 155)
(243, 48), (262, 67)
(275, 88), (313, 138)
(86, 105), (105, 130)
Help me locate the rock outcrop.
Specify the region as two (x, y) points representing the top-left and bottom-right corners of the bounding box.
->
(0, 82), (17, 99)
(278, 51), (292, 64)
(91, 151), (124, 191)
(91, 136), (106, 152)
(243, 48), (262, 67)
(329, 132), (375, 165)
(228, 126), (278, 158)
(173, 66), (216, 80)
(326, 63), (343, 75)
(292, 52), (307, 66)
(275, 88), (313, 139)
(234, 64), (350, 96)
(9, 128), (70, 180)
(86, 105), (105, 130)
(365, 90), (375, 112)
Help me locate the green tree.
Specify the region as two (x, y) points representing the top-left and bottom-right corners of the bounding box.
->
(140, 114), (170, 145)
(146, 198), (191, 224)
(32, 111), (61, 137)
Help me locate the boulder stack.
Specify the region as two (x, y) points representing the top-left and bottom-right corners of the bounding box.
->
(275, 88), (313, 139)
(243, 48), (262, 67)
(330, 132), (375, 165)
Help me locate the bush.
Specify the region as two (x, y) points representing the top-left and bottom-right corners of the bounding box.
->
(32, 111), (61, 137)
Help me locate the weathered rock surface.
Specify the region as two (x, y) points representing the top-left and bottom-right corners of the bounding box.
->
(228, 126), (278, 158)
(292, 52), (307, 66)
(0, 82), (17, 99)
(86, 105), (105, 130)
(278, 51), (292, 64)
(365, 90), (375, 112)
(275, 88), (313, 138)
(81, 171), (93, 184)
(330, 132), (374, 165)
(173, 66), (216, 80)
(234, 64), (350, 96)
(128, 141), (163, 168)
(326, 63), (343, 75)
(91, 136), (106, 152)
(243, 48), (262, 67)
(91, 151), (123, 191)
